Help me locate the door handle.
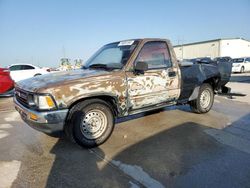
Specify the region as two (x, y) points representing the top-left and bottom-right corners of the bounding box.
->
(168, 71), (176, 77)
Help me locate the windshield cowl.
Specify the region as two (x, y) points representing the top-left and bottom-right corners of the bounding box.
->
(84, 63), (123, 70)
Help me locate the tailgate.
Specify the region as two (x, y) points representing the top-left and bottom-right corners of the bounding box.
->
(217, 61), (232, 87)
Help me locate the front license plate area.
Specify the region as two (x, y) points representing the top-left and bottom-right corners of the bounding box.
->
(16, 106), (28, 121)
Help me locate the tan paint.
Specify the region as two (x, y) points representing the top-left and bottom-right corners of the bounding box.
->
(126, 67), (180, 110)
(43, 71), (128, 114)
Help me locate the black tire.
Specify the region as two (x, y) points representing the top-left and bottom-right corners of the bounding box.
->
(240, 66), (245, 73)
(34, 74), (42, 77)
(65, 99), (115, 148)
(190, 83), (214, 114)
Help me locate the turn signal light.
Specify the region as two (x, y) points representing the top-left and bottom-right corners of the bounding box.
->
(46, 96), (54, 107)
(29, 113), (38, 121)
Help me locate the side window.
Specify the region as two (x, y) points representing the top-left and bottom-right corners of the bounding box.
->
(9, 65), (22, 71)
(246, 58), (250, 62)
(135, 41), (172, 69)
(21, 65), (35, 70)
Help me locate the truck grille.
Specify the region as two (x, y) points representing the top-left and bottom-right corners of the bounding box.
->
(15, 88), (29, 108)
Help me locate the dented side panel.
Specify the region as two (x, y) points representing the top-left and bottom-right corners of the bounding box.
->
(126, 68), (180, 110)
(124, 39), (181, 110)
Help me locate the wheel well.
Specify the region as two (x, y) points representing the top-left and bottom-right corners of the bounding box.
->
(203, 77), (220, 90)
(68, 95), (119, 117)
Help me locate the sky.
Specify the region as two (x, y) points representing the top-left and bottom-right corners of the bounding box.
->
(0, 0), (249, 67)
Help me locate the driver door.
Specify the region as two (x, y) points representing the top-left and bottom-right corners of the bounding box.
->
(126, 41), (179, 110)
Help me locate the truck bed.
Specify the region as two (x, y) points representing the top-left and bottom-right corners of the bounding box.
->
(178, 61), (232, 101)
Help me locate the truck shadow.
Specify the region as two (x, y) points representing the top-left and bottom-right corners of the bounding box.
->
(45, 122), (213, 187)
(45, 113), (250, 187)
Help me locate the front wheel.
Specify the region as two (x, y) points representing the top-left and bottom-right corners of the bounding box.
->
(190, 83), (214, 114)
(67, 99), (115, 148)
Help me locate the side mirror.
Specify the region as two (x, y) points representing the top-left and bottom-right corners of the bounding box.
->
(134, 61), (148, 73)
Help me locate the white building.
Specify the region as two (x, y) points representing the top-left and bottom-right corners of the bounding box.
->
(174, 38), (250, 60)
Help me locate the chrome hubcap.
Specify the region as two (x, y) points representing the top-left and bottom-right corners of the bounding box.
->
(200, 89), (211, 109)
(80, 110), (107, 139)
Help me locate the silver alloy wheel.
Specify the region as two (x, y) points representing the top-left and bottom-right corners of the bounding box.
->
(200, 89), (211, 109)
(80, 109), (107, 139)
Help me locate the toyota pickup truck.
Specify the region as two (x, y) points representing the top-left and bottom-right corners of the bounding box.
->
(14, 38), (231, 147)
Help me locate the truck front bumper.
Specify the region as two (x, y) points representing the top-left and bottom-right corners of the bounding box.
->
(14, 97), (68, 134)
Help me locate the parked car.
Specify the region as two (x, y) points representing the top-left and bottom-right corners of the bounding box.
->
(14, 38), (232, 148)
(213, 57), (232, 82)
(42, 67), (51, 72)
(8, 64), (49, 82)
(214, 56), (232, 63)
(231, 57), (250, 73)
(187, 57), (216, 64)
(0, 68), (14, 97)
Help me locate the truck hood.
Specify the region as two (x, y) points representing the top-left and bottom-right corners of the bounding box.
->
(16, 69), (110, 92)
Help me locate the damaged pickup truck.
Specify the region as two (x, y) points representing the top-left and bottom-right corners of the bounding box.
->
(14, 38), (232, 147)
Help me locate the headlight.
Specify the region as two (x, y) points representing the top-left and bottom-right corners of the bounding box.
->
(233, 64), (240, 67)
(28, 94), (56, 110)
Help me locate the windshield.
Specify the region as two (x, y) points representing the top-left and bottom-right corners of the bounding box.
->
(232, 58), (244, 63)
(83, 40), (139, 70)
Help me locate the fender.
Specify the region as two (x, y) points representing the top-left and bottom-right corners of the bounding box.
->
(67, 92), (123, 116)
(188, 86), (200, 101)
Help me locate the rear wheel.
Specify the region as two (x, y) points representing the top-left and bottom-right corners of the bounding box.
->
(240, 66), (245, 73)
(66, 99), (115, 148)
(190, 83), (214, 114)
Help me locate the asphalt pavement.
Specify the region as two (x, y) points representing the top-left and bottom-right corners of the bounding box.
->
(0, 73), (250, 188)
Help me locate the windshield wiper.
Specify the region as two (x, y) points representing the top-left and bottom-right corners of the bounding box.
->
(88, 64), (108, 69)
(88, 63), (123, 70)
